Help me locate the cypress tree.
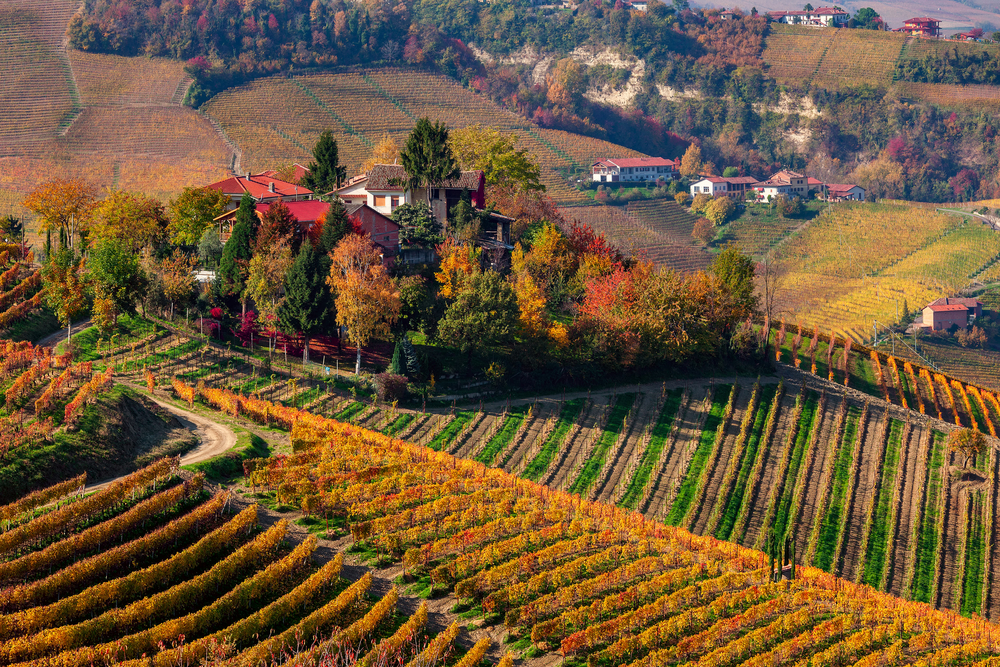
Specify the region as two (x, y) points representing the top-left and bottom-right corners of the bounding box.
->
(401, 335), (421, 377)
(278, 243), (332, 364)
(389, 340), (404, 375)
(234, 193), (259, 237)
(219, 220), (253, 303)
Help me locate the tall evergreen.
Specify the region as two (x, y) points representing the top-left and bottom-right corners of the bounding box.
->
(278, 243), (332, 364)
(301, 131), (345, 194)
(400, 118), (460, 204)
(218, 196), (257, 306)
(319, 199), (352, 255)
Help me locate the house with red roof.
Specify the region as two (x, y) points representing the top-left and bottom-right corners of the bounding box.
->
(897, 17), (941, 37)
(333, 164), (485, 228)
(214, 199), (329, 242)
(205, 171), (313, 209)
(824, 184), (866, 201)
(591, 158), (678, 183)
(345, 203), (401, 261)
(921, 297), (982, 331)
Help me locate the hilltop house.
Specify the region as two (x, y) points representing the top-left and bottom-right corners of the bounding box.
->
(825, 184), (866, 201)
(205, 171), (313, 209)
(921, 297), (983, 330)
(752, 170), (811, 199)
(767, 7), (849, 26)
(592, 158), (678, 183)
(333, 164), (485, 227)
(689, 176), (759, 198)
(897, 17), (941, 37)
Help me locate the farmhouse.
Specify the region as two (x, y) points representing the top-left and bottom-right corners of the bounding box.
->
(752, 170), (812, 199)
(825, 183), (866, 201)
(334, 164), (485, 226)
(205, 171), (313, 209)
(214, 199), (329, 242)
(689, 176), (759, 198)
(927, 297), (983, 319)
(923, 304), (971, 331)
(767, 7), (849, 26)
(591, 158), (678, 183)
(897, 17), (941, 37)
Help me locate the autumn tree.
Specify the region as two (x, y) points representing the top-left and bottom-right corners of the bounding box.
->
(256, 200), (300, 253)
(692, 218), (715, 245)
(438, 270), (519, 372)
(704, 197), (736, 226)
(169, 187), (229, 246)
(87, 238), (148, 325)
(158, 249), (197, 320)
(42, 247), (87, 344)
(300, 130), (345, 194)
(90, 190), (169, 252)
(679, 144), (703, 178)
(198, 227), (224, 268)
(327, 234), (401, 374)
(435, 238), (480, 299)
(400, 117), (460, 206)
(711, 245), (758, 320)
(948, 427), (986, 467)
(450, 124), (545, 198)
(278, 243), (333, 364)
(546, 58), (586, 109)
(243, 240), (294, 324)
(23, 178), (98, 250)
(361, 134), (400, 173)
(851, 157), (904, 200)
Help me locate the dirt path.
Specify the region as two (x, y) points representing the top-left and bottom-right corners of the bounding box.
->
(85, 393), (238, 493)
(691, 388), (752, 534)
(889, 423), (927, 597)
(36, 318), (92, 348)
(794, 396), (841, 559)
(646, 387), (710, 520)
(742, 390), (797, 547)
(840, 409), (887, 581)
(596, 391), (657, 504)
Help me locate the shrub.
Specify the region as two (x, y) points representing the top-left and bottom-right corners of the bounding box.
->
(692, 218), (716, 245)
(374, 373), (408, 402)
(704, 196), (736, 226)
(674, 192), (691, 206)
(691, 193), (712, 214)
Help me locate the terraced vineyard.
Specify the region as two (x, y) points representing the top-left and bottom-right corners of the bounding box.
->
(776, 203), (1000, 340)
(809, 29), (904, 89)
(203, 69), (648, 204)
(560, 203), (712, 271)
(762, 24), (837, 86)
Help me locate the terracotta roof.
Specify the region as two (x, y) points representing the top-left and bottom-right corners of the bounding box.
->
(256, 200), (329, 223)
(594, 158), (677, 169)
(205, 172), (312, 199)
(905, 17), (940, 22)
(927, 304), (969, 312)
(928, 297), (982, 308)
(807, 177), (824, 185)
(724, 176), (760, 184)
(356, 164), (485, 192)
(825, 183), (863, 193)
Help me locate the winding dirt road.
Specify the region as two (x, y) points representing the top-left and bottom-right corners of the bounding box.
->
(85, 394), (237, 492)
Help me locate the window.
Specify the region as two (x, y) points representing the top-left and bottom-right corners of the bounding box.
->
(374, 195), (387, 207)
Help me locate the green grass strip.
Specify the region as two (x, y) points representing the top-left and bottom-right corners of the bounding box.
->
(861, 419), (905, 587)
(474, 410), (526, 465)
(384, 413), (415, 437)
(619, 389), (685, 509)
(770, 393), (820, 540)
(428, 411), (475, 451)
(716, 385), (778, 540)
(569, 393), (638, 497)
(813, 406), (862, 571)
(334, 401), (367, 422)
(523, 399), (585, 482)
(961, 491), (987, 616)
(911, 431), (947, 604)
(664, 386), (730, 525)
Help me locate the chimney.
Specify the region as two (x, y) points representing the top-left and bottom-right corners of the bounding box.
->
(268, 182), (275, 193)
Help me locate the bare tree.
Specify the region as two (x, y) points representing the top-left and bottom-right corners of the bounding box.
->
(756, 254), (786, 325)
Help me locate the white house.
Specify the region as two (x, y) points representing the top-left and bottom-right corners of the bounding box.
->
(592, 157), (677, 183)
(689, 176), (759, 198)
(752, 170), (812, 199)
(767, 7), (849, 26)
(825, 184), (866, 201)
(334, 164), (485, 224)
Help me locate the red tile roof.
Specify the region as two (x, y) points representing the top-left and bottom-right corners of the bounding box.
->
(205, 172), (312, 200)
(825, 183), (862, 193)
(256, 200), (330, 223)
(927, 304), (969, 312)
(928, 297), (982, 308)
(594, 158), (676, 169)
(905, 17), (940, 22)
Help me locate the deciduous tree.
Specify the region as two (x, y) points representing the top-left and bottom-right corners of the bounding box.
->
(435, 238), (480, 299)
(711, 245), (758, 319)
(158, 249), (197, 320)
(42, 248), (87, 344)
(948, 427), (986, 467)
(704, 196), (736, 225)
(23, 179), (98, 250)
(91, 191), (169, 252)
(169, 187), (229, 246)
(88, 238), (148, 323)
(438, 271), (518, 371)
(327, 234), (401, 374)
(450, 124), (545, 197)
(256, 200), (300, 253)
(243, 240), (294, 323)
(679, 144), (703, 178)
(394, 203), (443, 248)
(361, 135), (400, 173)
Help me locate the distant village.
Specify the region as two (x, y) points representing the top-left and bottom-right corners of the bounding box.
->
(720, 6), (980, 41)
(590, 158), (866, 203)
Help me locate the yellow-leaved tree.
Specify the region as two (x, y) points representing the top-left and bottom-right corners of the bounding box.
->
(679, 144), (703, 178)
(243, 241), (294, 324)
(361, 135), (400, 173)
(435, 238), (480, 299)
(328, 234), (401, 374)
(22, 178), (98, 250)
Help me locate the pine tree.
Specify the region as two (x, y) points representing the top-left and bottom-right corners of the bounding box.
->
(301, 131), (345, 194)
(278, 243), (333, 364)
(219, 201), (256, 307)
(400, 117), (460, 206)
(234, 192), (259, 237)
(389, 340), (404, 375)
(319, 199), (353, 255)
